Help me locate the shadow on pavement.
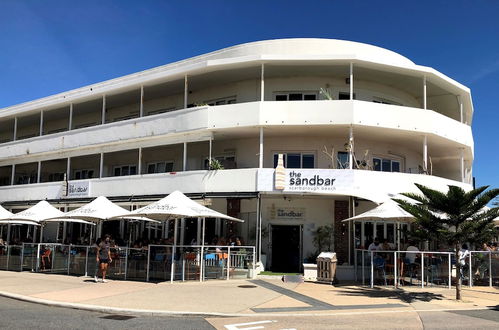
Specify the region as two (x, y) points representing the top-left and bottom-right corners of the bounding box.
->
(333, 287), (445, 303)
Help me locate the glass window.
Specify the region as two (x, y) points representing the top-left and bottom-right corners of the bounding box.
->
(392, 161), (400, 172)
(275, 94), (287, 101)
(287, 153), (301, 168)
(337, 151), (349, 169)
(373, 158), (381, 171)
(302, 154), (314, 168)
(382, 159), (391, 172)
(376, 223), (384, 240)
(304, 94), (316, 100)
(288, 93), (303, 101)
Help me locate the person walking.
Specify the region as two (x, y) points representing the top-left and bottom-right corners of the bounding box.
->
(96, 235), (112, 283)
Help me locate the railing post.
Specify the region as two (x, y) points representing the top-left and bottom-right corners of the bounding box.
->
(146, 246), (151, 282)
(394, 251), (398, 288)
(252, 247), (256, 279)
(6, 245), (10, 271)
(361, 250), (365, 285)
(469, 253), (472, 288)
(20, 243), (24, 272)
(370, 251), (374, 288)
(421, 252), (424, 288)
(448, 253), (451, 290)
(84, 246), (89, 277)
(489, 252), (492, 288)
(170, 245), (175, 283)
(67, 244), (71, 275)
(124, 247), (129, 280)
(36, 244), (41, 272)
(200, 247), (204, 283)
(227, 246), (231, 280)
(51, 245), (56, 273)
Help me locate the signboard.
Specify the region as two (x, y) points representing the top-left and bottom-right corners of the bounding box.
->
(274, 169), (354, 193)
(66, 181), (90, 198)
(268, 203), (306, 220)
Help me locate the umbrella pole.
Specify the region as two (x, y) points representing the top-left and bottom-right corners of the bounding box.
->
(39, 225), (44, 243)
(7, 224), (11, 244)
(170, 218), (178, 283)
(200, 217), (205, 282)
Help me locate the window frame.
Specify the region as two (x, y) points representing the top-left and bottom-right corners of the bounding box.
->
(272, 152), (316, 169)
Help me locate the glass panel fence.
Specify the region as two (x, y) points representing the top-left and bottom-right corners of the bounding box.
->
(68, 245), (89, 276)
(7, 245), (23, 271)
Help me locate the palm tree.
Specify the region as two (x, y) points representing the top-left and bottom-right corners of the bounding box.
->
(393, 184), (499, 300)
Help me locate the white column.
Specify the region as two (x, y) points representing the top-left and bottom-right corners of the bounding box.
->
(348, 126), (354, 169)
(66, 157), (71, 179)
(139, 85), (144, 117)
(101, 95), (106, 124)
(423, 76), (427, 110)
(349, 62), (354, 100)
(99, 153), (104, 178)
(460, 149), (465, 182)
(68, 103), (73, 130)
(11, 164), (15, 185)
(13, 117), (17, 141)
(209, 137), (212, 166)
(39, 110), (44, 136)
(259, 127), (264, 168)
(37, 161), (41, 183)
(459, 96), (464, 123)
(260, 64), (265, 101)
(423, 135), (428, 173)
(183, 142), (187, 171)
(138, 147), (142, 175)
(184, 75), (188, 109)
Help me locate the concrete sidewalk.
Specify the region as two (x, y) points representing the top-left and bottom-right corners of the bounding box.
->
(0, 271), (497, 316)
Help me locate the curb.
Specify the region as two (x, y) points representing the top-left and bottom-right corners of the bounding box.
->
(0, 290), (495, 318)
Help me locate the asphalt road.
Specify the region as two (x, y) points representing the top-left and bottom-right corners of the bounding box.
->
(1, 296), (498, 329)
(0, 296), (214, 330)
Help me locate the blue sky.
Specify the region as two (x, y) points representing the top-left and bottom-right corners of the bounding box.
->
(1, 0), (498, 188)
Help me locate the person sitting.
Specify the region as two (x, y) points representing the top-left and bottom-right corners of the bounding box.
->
(368, 238), (381, 251)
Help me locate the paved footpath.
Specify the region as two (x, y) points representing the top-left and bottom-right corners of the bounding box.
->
(0, 271), (497, 318)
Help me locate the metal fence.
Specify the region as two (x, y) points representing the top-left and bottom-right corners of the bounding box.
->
(355, 249), (499, 288)
(0, 243), (255, 283)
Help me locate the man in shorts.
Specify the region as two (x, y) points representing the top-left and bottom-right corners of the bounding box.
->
(96, 234), (112, 283)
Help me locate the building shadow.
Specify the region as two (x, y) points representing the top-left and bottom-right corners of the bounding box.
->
(332, 286), (445, 303)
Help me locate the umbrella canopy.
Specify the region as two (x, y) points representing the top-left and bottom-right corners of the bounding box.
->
(117, 190), (244, 222)
(0, 201), (63, 225)
(47, 196), (131, 222)
(43, 218), (96, 225)
(0, 205), (13, 220)
(342, 200), (414, 223)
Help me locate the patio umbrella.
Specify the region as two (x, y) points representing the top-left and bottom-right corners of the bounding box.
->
(342, 200), (415, 223)
(0, 201), (64, 243)
(115, 190), (244, 282)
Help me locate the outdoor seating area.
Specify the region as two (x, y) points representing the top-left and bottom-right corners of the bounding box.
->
(355, 249), (499, 288)
(0, 242), (255, 282)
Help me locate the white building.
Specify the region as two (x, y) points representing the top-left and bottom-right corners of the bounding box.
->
(0, 38), (474, 273)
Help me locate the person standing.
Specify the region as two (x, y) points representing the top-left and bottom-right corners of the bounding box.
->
(96, 235), (112, 283)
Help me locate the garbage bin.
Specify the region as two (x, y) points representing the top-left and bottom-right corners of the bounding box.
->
(316, 252), (337, 284)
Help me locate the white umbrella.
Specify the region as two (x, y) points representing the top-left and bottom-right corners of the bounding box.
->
(115, 190), (244, 282)
(0, 205), (13, 220)
(342, 200), (415, 223)
(47, 196), (130, 223)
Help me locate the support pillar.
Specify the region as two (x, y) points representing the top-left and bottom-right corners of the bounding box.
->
(138, 147), (142, 175)
(256, 194), (262, 262)
(260, 64), (265, 101)
(423, 76), (427, 110)
(37, 161), (41, 183)
(184, 75), (188, 109)
(68, 103), (73, 130)
(209, 137), (212, 167)
(13, 117), (17, 141)
(183, 142), (187, 171)
(66, 157), (71, 180)
(423, 135), (428, 173)
(99, 153), (104, 178)
(460, 149), (465, 183)
(139, 85), (144, 117)
(39, 110), (44, 136)
(348, 126), (354, 169)
(101, 95), (106, 124)
(349, 62), (354, 100)
(259, 127), (264, 168)
(11, 164), (15, 185)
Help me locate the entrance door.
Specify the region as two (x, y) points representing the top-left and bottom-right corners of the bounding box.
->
(271, 225), (302, 273)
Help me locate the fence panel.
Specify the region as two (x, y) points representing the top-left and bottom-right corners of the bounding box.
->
(228, 246), (255, 279)
(125, 247), (147, 281)
(7, 246), (22, 271)
(22, 243), (38, 272)
(0, 245), (7, 270)
(148, 245), (172, 282)
(68, 246), (89, 276)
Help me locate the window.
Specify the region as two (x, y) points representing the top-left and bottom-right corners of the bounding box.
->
(372, 97), (401, 106)
(147, 161), (174, 174)
(337, 151), (349, 169)
(338, 92), (356, 100)
(204, 96), (237, 106)
(113, 165), (137, 177)
(204, 155), (236, 169)
(74, 169), (95, 180)
(274, 92), (318, 101)
(273, 153), (315, 168)
(48, 172), (65, 182)
(373, 157), (401, 172)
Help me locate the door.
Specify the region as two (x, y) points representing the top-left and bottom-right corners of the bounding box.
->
(270, 225), (302, 273)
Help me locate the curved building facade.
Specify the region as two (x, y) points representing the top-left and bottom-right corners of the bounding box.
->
(0, 39), (474, 272)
